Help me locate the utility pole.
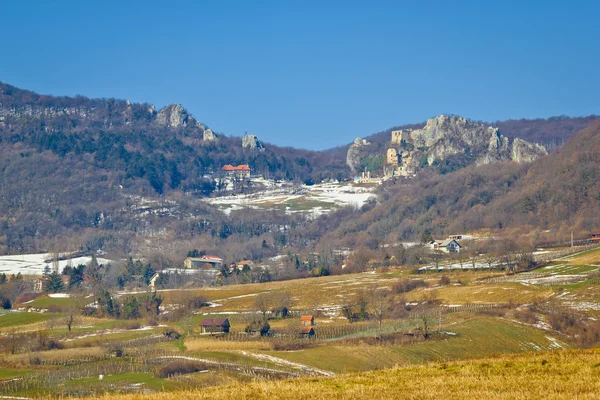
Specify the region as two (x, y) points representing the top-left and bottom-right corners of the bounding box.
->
(571, 231), (574, 248)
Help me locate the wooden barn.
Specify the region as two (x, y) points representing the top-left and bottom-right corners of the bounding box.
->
(300, 327), (315, 338)
(200, 318), (230, 334)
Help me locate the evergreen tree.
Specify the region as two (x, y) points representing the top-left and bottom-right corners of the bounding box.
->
(46, 271), (64, 293)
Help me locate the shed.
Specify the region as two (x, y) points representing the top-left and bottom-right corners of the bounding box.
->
(300, 315), (314, 327)
(300, 327), (315, 338)
(200, 318), (230, 334)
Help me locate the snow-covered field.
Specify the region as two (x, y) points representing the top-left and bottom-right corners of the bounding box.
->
(0, 253), (112, 275)
(206, 181), (377, 216)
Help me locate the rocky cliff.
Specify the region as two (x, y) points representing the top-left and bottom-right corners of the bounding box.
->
(0, 83), (216, 141)
(242, 134), (264, 150)
(389, 115), (547, 175)
(346, 137), (371, 174)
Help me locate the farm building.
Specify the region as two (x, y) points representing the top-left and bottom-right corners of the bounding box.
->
(301, 315), (315, 327)
(590, 232), (600, 243)
(184, 256), (223, 269)
(200, 318), (230, 334)
(300, 327), (315, 338)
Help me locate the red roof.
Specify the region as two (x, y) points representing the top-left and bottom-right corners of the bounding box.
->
(221, 164), (250, 171)
(203, 255), (223, 260)
(300, 315), (314, 321)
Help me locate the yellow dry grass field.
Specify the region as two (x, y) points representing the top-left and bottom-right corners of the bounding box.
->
(84, 349), (600, 400)
(184, 337), (273, 352)
(2, 346), (104, 366)
(429, 282), (552, 304)
(562, 247), (600, 265)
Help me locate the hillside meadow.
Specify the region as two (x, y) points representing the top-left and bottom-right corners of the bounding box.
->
(83, 349), (600, 400)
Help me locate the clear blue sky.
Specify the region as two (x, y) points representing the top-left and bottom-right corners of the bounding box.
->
(1, 1), (598, 149)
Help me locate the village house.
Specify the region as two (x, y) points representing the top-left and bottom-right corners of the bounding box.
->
(221, 164), (251, 179)
(300, 315), (315, 338)
(33, 278), (44, 293)
(236, 260), (254, 270)
(200, 318), (230, 334)
(590, 232), (600, 243)
(300, 315), (314, 327)
(184, 256), (223, 269)
(430, 239), (462, 253)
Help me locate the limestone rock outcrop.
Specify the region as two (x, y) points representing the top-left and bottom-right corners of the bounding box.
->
(203, 128), (216, 141)
(242, 134), (264, 150)
(386, 115), (548, 177)
(156, 104), (191, 128)
(346, 137), (371, 174)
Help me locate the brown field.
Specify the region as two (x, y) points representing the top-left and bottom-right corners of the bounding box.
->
(82, 349), (600, 400)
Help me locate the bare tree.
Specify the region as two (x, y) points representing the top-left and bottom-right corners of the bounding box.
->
(270, 292), (293, 318)
(254, 293), (271, 320)
(369, 287), (391, 337)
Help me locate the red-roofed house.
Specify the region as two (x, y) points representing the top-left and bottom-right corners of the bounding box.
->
(300, 326), (315, 338)
(221, 164), (251, 179)
(590, 232), (600, 243)
(300, 315), (315, 327)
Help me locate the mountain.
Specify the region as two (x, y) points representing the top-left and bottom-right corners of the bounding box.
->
(0, 81), (598, 259)
(345, 116), (548, 177)
(0, 82), (349, 193)
(321, 120), (600, 249)
(0, 82), (348, 256)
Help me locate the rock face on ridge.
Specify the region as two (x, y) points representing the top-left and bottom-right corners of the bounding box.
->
(242, 134), (264, 150)
(346, 137), (371, 174)
(381, 115), (548, 177)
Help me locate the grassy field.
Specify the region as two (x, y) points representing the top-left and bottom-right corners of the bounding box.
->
(262, 316), (566, 373)
(561, 247), (600, 265)
(0, 367), (34, 380)
(0, 311), (54, 328)
(83, 349), (600, 399)
(1, 251), (599, 398)
(430, 282), (551, 304)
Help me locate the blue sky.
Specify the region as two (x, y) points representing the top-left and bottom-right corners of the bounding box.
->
(1, 1), (598, 149)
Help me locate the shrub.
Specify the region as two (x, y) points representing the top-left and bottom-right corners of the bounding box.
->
(514, 309), (537, 324)
(123, 321), (141, 330)
(439, 275), (451, 286)
(155, 361), (209, 378)
(163, 329), (181, 340)
(187, 296), (210, 309)
(393, 278), (428, 294)
(0, 295), (12, 310)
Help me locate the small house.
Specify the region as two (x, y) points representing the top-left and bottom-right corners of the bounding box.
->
(300, 315), (314, 327)
(430, 239), (461, 253)
(440, 239), (461, 253)
(590, 232), (600, 243)
(236, 260), (254, 270)
(184, 256), (223, 269)
(200, 318), (230, 334)
(148, 273), (160, 290)
(33, 278), (44, 293)
(300, 327), (315, 338)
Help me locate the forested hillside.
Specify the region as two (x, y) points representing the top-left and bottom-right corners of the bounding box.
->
(318, 120), (600, 250)
(1, 81), (598, 259)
